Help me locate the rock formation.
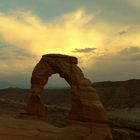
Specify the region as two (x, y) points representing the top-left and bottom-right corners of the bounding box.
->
(25, 54), (112, 140)
(94, 79), (140, 108)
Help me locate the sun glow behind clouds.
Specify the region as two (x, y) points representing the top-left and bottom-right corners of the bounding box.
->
(0, 7), (140, 87)
(0, 9), (102, 57)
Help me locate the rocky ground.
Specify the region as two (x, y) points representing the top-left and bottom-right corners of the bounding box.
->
(0, 114), (97, 140)
(108, 109), (140, 140)
(0, 99), (112, 140)
(0, 79), (140, 140)
(0, 97), (139, 140)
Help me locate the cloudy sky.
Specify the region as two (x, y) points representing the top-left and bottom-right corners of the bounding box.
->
(0, 0), (140, 88)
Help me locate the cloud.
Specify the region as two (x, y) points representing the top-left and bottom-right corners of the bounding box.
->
(72, 47), (96, 53)
(118, 31), (127, 36)
(0, 9), (99, 56)
(125, 0), (140, 8)
(120, 46), (139, 54)
(0, 8), (103, 87)
(85, 50), (140, 82)
(132, 55), (140, 61)
(0, 44), (34, 60)
(0, 8), (105, 72)
(117, 46), (140, 62)
(0, 8), (140, 87)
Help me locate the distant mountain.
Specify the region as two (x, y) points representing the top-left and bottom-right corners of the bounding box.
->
(93, 79), (140, 108)
(0, 87), (71, 107)
(0, 81), (30, 89)
(0, 79), (139, 108)
(0, 81), (13, 89)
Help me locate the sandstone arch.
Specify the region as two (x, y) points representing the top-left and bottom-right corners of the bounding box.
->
(25, 54), (112, 139)
(26, 54), (108, 122)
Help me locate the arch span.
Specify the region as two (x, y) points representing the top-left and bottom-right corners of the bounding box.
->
(26, 54), (107, 123)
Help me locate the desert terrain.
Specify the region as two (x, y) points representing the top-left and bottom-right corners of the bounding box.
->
(0, 79), (139, 140)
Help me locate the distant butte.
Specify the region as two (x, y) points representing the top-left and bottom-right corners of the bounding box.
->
(25, 54), (113, 140)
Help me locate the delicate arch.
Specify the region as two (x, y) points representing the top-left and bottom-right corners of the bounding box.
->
(26, 54), (108, 123)
(24, 54), (113, 139)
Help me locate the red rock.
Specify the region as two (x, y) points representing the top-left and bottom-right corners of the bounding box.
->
(25, 54), (113, 140)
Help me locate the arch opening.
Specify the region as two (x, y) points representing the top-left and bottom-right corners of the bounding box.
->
(44, 74), (70, 89)
(41, 74), (71, 127)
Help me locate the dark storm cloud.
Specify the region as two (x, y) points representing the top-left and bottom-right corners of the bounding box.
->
(72, 47), (96, 53)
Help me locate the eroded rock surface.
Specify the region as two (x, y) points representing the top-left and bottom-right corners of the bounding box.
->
(25, 54), (112, 140)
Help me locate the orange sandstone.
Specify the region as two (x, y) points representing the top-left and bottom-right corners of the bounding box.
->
(26, 54), (113, 140)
